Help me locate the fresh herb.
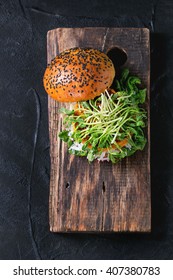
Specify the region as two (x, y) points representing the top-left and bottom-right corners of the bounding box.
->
(58, 69), (147, 163)
(59, 130), (69, 142)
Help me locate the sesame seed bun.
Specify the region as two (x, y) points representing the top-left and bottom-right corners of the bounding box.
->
(43, 47), (115, 102)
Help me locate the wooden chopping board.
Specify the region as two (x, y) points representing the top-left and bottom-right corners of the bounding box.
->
(47, 28), (151, 232)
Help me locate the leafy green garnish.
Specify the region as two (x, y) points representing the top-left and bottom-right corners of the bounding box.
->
(59, 107), (74, 115)
(58, 69), (147, 163)
(59, 130), (69, 142)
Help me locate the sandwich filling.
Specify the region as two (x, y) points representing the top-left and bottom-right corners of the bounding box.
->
(59, 69), (147, 163)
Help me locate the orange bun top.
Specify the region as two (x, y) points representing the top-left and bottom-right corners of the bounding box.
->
(43, 47), (115, 102)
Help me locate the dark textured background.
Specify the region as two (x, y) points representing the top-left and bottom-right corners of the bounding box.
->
(0, 0), (173, 260)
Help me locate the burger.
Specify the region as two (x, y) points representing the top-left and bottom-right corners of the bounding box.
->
(43, 47), (147, 163)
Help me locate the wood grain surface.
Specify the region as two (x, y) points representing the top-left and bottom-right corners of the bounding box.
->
(47, 28), (151, 232)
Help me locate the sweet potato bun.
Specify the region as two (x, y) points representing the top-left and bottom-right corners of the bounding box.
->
(43, 47), (115, 102)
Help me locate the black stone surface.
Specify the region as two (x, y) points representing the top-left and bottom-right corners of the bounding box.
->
(0, 0), (173, 260)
